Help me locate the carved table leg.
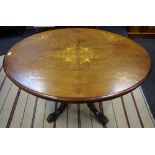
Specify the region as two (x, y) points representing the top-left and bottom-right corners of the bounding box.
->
(87, 103), (109, 126)
(47, 103), (67, 123)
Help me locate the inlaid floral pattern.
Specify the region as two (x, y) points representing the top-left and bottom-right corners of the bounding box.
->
(56, 43), (98, 67)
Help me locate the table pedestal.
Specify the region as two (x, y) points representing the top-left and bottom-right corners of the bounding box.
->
(47, 103), (109, 126)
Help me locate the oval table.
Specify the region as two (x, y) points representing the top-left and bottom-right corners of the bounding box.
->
(3, 28), (152, 126)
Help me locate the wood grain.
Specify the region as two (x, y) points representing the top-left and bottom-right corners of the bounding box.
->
(3, 28), (152, 102)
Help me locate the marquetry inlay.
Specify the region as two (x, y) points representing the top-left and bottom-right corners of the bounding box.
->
(56, 40), (98, 68)
(3, 28), (152, 102)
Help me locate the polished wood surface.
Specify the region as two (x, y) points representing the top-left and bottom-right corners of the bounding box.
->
(128, 26), (155, 38)
(3, 28), (152, 102)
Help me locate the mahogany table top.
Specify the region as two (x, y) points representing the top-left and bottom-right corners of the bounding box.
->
(3, 28), (152, 102)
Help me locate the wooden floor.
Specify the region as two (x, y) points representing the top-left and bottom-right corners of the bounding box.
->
(0, 56), (155, 128)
